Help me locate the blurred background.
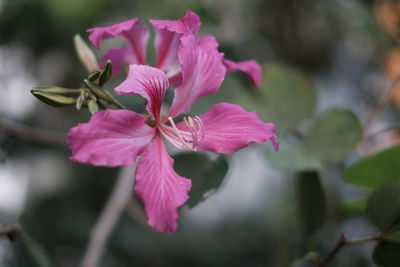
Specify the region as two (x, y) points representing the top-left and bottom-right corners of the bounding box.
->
(1, 0), (400, 266)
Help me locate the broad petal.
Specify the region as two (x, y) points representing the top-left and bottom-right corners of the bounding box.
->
(191, 102), (279, 154)
(150, 10), (201, 71)
(115, 65), (169, 120)
(135, 134), (191, 233)
(87, 18), (149, 65)
(167, 34), (226, 118)
(223, 59), (262, 87)
(67, 110), (155, 167)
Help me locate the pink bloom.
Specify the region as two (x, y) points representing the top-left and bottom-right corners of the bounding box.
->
(68, 29), (277, 235)
(87, 10), (262, 87)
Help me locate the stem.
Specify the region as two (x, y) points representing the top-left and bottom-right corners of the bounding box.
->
(363, 75), (400, 132)
(0, 120), (66, 147)
(317, 233), (379, 267)
(79, 165), (135, 267)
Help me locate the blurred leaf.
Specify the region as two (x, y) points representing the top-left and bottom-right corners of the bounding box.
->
(373, 242), (400, 267)
(173, 153), (228, 208)
(344, 145), (400, 189)
(295, 171), (327, 234)
(19, 229), (53, 267)
(266, 145), (322, 171)
(260, 64), (316, 132)
(304, 109), (362, 162)
(366, 181), (400, 241)
(341, 198), (367, 214)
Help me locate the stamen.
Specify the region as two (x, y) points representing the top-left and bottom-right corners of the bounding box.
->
(193, 116), (205, 141)
(168, 117), (196, 151)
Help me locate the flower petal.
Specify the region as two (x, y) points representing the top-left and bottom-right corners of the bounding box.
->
(67, 110), (155, 167)
(115, 65), (169, 120)
(188, 102), (279, 154)
(167, 34), (226, 118)
(150, 10), (201, 71)
(100, 47), (127, 76)
(87, 18), (149, 65)
(223, 59), (262, 87)
(135, 134), (191, 233)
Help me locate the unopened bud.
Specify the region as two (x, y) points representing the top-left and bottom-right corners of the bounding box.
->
(74, 34), (99, 73)
(31, 87), (79, 107)
(84, 79), (114, 103)
(88, 99), (99, 114)
(99, 60), (112, 86)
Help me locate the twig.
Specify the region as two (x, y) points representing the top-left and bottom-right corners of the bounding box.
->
(0, 224), (21, 242)
(0, 120), (66, 147)
(317, 233), (379, 267)
(363, 75), (400, 132)
(80, 165), (135, 267)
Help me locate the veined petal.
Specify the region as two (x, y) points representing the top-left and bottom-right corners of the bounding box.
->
(87, 18), (149, 65)
(223, 59), (262, 87)
(135, 134), (191, 233)
(183, 102), (279, 154)
(150, 10), (201, 71)
(167, 34), (226, 118)
(67, 110), (155, 167)
(115, 65), (169, 120)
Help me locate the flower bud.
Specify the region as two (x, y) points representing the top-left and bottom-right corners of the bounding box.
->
(74, 34), (99, 73)
(31, 87), (79, 107)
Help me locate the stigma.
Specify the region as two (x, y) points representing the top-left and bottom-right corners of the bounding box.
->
(158, 116), (204, 152)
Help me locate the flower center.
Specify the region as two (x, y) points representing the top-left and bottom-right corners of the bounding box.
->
(158, 116), (205, 152)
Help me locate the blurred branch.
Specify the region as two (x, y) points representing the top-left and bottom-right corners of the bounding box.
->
(0, 120), (66, 147)
(363, 75), (400, 131)
(316, 233), (379, 267)
(80, 165), (135, 267)
(125, 198), (150, 229)
(0, 224), (20, 242)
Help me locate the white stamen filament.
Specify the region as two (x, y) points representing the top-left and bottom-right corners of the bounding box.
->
(158, 116), (205, 152)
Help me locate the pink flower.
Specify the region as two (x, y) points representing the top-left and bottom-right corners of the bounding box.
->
(68, 27), (278, 235)
(87, 10), (262, 87)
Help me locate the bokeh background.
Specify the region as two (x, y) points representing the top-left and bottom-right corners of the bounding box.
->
(1, 0), (400, 266)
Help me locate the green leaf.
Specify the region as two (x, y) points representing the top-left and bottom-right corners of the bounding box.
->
(366, 181), (400, 240)
(260, 64), (316, 132)
(344, 145), (400, 189)
(19, 229), (53, 267)
(295, 171), (327, 234)
(173, 153), (228, 208)
(265, 145), (322, 171)
(304, 109), (362, 162)
(373, 242), (400, 267)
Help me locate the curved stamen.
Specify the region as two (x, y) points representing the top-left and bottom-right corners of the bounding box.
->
(168, 117), (196, 151)
(158, 116), (205, 152)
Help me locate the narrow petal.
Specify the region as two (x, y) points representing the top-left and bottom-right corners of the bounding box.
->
(135, 134), (191, 233)
(67, 110), (155, 167)
(167, 35), (226, 118)
(87, 18), (149, 65)
(223, 59), (262, 87)
(100, 47), (127, 76)
(115, 65), (169, 120)
(150, 10), (201, 71)
(181, 102), (279, 154)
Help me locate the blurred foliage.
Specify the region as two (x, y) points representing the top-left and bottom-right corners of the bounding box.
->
(344, 145), (400, 188)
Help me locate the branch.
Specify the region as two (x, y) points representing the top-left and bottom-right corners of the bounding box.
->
(0, 120), (66, 147)
(80, 165), (135, 267)
(317, 233), (379, 267)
